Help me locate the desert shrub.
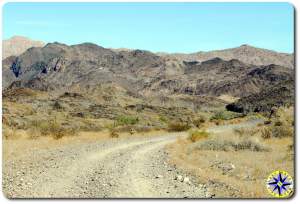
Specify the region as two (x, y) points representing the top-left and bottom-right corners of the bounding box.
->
(189, 129), (209, 142)
(192, 138), (269, 152)
(214, 120), (221, 126)
(210, 110), (242, 121)
(260, 127), (272, 139)
(2, 127), (18, 139)
(271, 126), (293, 138)
(30, 119), (75, 139)
(48, 120), (68, 139)
(193, 116), (206, 128)
(110, 129), (119, 138)
(234, 128), (246, 137)
(53, 100), (63, 110)
(234, 127), (260, 138)
(116, 115), (139, 126)
(114, 125), (154, 134)
(167, 122), (190, 132)
(260, 107), (294, 139)
(158, 115), (168, 123)
(274, 120), (283, 126)
(234, 139), (268, 151)
(28, 128), (41, 139)
(260, 125), (293, 139)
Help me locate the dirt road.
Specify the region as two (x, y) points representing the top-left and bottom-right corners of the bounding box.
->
(3, 133), (208, 198)
(3, 119), (263, 198)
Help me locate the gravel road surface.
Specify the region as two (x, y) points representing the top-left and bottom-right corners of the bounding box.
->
(3, 133), (208, 198)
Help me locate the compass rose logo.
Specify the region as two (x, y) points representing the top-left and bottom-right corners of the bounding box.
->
(266, 170), (293, 198)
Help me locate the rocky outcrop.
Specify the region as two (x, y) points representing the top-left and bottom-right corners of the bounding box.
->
(226, 79), (294, 113)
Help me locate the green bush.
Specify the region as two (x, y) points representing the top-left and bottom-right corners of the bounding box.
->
(116, 115), (139, 126)
(158, 115), (168, 123)
(210, 110), (242, 121)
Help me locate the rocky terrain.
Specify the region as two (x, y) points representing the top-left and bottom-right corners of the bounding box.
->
(159, 44), (294, 69)
(3, 132), (210, 198)
(2, 36), (45, 59)
(2, 39), (294, 100)
(2, 41), (294, 138)
(2, 36), (295, 198)
(2, 37), (295, 139)
(226, 79), (294, 113)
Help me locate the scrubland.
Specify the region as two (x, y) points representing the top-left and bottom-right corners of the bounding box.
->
(166, 107), (294, 198)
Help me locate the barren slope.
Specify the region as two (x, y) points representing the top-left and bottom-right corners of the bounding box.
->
(3, 36), (45, 59)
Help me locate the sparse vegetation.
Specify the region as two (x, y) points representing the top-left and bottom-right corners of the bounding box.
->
(260, 107), (294, 139)
(3, 127), (18, 139)
(29, 119), (77, 139)
(210, 110), (243, 121)
(167, 121), (190, 132)
(260, 127), (272, 139)
(192, 137), (268, 152)
(192, 115), (206, 128)
(233, 127), (260, 138)
(53, 100), (63, 110)
(116, 115), (139, 126)
(158, 115), (168, 123)
(188, 129), (210, 142)
(109, 129), (119, 138)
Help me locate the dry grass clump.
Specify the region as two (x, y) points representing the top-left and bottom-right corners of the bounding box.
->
(270, 125), (293, 138)
(30, 119), (77, 139)
(191, 137), (269, 152)
(188, 129), (210, 142)
(167, 122), (190, 132)
(192, 115), (206, 128)
(233, 127), (260, 138)
(2, 127), (21, 139)
(109, 129), (119, 138)
(109, 124), (155, 135)
(260, 107), (294, 139)
(260, 127), (272, 139)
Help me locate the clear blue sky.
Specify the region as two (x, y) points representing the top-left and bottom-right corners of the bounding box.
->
(3, 2), (294, 53)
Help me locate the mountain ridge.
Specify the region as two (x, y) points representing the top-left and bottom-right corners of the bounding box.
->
(2, 41), (293, 101)
(3, 36), (294, 68)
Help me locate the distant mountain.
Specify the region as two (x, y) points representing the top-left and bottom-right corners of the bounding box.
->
(159, 44), (294, 69)
(2, 36), (45, 59)
(2, 42), (293, 102)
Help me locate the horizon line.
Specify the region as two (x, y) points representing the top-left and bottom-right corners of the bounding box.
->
(4, 35), (294, 55)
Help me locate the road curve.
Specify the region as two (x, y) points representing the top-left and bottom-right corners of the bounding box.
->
(3, 133), (208, 198)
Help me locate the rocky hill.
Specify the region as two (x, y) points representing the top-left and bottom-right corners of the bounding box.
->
(3, 42), (293, 98)
(226, 79), (294, 114)
(1, 38), (294, 147)
(159, 44), (294, 69)
(2, 36), (45, 59)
